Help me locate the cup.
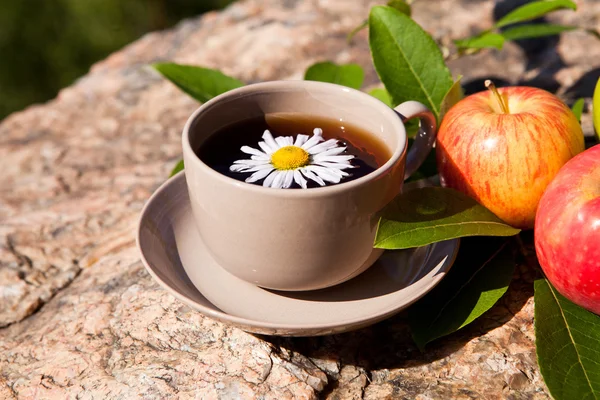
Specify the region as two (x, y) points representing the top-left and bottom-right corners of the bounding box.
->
(182, 81), (436, 291)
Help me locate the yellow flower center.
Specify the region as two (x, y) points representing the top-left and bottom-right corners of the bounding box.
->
(271, 146), (310, 170)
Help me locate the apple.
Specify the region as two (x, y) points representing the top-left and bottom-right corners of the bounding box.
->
(436, 81), (585, 229)
(535, 145), (600, 314)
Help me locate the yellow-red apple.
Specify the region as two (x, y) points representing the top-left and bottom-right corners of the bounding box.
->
(437, 83), (584, 229)
(535, 145), (600, 314)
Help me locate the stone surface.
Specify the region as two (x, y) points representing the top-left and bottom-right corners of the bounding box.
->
(0, 0), (599, 398)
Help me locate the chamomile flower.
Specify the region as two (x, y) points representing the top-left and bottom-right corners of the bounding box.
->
(229, 128), (355, 189)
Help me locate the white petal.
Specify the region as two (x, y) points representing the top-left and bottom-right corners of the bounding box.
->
(308, 167), (345, 179)
(307, 139), (339, 155)
(312, 162), (354, 171)
(262, 130), (280, 151)
(312, 146), (346, 157)
(241, 146), (268, 157)
(293, 170), (308, 189)
(305, 165), (343, 183)
(319, 165), (347, 178)
(232, 159), (270, 166)
(300, 168), (326, 186)
(230, 161), (255, 171)
(258, 141), (274, 154)
(313, 128), (323, 135)
(285, 136), (294, 146)
(263, 170), (278, 187)
(271, 171), (286, 189)
(294, 134), (309, 147)
(301, 133), (324, 150)
(243, 164), (275, 173)
(282, 170), (294, 188)
(275, 136), (288, 147)
(230, 164), (249, 172)
(251, 154), (270, 161)
(230, 161), (271, 173)
(313, 154), (355, 163)
(246, 167), (274, 183)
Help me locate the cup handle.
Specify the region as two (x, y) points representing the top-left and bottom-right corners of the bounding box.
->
(394, 101), (437, 180)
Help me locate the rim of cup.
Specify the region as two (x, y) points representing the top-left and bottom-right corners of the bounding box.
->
(182, 80), (408, 198)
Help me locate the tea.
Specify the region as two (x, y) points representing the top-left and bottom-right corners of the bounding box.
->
(197, 114), (391, 189)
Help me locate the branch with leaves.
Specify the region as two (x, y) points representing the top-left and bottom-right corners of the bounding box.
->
(454, 0), (600, 56)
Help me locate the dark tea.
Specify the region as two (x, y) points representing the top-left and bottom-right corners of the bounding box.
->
(197, 114), (391, 189)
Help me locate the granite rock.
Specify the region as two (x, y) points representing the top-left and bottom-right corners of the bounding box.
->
(1, 0), (599, 398)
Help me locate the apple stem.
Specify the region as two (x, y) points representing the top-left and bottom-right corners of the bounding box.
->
(485, 79), (509, 114)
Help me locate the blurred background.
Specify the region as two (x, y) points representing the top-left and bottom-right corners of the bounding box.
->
(0, 0), (235, 121)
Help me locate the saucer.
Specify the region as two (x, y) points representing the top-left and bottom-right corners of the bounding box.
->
(136, 172), (460, 336)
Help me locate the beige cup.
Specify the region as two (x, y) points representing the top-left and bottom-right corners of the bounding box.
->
(182, 81), (436, 291)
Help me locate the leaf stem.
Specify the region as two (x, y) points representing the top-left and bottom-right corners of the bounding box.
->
(485, 79), (509, 114)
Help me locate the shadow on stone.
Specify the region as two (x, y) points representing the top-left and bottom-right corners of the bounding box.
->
(493, 0), (561, 69)
(462, 0), (571, 96)
(564, 67), (600, 100)
(260, 236), (536, 373)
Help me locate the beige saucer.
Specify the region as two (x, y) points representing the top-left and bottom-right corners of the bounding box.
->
(137, 172), (460, 336)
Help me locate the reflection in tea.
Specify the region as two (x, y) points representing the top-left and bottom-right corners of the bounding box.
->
(197, 114), (391, 189)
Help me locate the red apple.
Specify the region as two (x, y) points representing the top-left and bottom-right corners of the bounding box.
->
(535, 145), (600, 314)
(437, 82), (585, 229)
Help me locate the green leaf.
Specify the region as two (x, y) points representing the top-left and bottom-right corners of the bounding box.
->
(501, 23), (576, 41)
(572, 98), (585, 124)
(495, 0), (577, 29)
(594, 78), (600, 141)
(454, 32), (505, 50)
(153, 63), (244, 103)
(369, 6), (453, 122)
(535, 279), (600, 400)
(169, 159), (184, 177)
(409, 237), (516, 350)
(387, 0), (411, 16)
(304, 62), (364, 90)
(348, 0), (412, 42)
(404, 119), (420, 138)
(368, 88), (393, 107)
(374, 187), (521, 250)
(440, 76), (464, 120)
